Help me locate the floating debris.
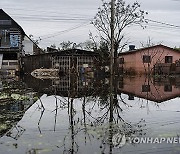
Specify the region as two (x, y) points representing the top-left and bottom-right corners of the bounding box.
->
(31, 68), (60, 79)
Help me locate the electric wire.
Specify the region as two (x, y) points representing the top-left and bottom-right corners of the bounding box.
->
(5, 8), (179, 43)
(146, 19), (180, 28)
(38, 22), (91, 40)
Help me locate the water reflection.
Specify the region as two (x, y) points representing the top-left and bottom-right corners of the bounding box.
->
(118, 75), (180, 103)
(0, 74), (179, 154)
(23, 74), (180, 103)
(0, 78), (38, 139)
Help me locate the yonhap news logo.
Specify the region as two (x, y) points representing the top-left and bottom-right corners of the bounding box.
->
(112, 134), (180, 148)
(112, 133), (126, 148)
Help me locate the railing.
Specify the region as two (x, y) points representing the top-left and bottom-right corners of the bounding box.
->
(1, 60), (19, 70)
(0, 48), (20, 51)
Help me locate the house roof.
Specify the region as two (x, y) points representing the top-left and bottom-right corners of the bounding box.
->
(47, 47), (100, 55)
(119, 44), (180, 56)
(54, 48), (100, 56)
(0, 9), (25, 35)
(24, 48), (100, 58)
(118, 89), (180, 103)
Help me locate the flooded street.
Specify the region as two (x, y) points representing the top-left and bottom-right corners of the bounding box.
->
(0, 0), (180, 153)
(0, 75), (180, 154)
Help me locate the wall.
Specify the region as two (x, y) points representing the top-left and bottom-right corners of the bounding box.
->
(22, 53), (98, 74)
(22, 36), (33, 55)
(119, 46), (180, 75)
(21, 54), (52, 73)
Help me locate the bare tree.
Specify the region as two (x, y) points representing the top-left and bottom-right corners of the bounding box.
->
(140, 37), (163, 48)
(92, 0), (148, 62)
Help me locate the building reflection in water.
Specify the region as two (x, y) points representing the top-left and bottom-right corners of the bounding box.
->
(20, 74), (179, 153)
(0, 74), (179, 153)
(23, 74), (180, 103)
(117, 76), (180, 103)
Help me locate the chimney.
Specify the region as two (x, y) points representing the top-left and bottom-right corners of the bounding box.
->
(129, 45), (135, 51)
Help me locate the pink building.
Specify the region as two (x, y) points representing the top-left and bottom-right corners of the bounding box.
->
(118, 45), (180, 75)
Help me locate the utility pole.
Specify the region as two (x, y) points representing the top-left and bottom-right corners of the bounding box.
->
(110, 0), (115, 76)
(109, 0), (115, 120)
(109, 1), (115, 150)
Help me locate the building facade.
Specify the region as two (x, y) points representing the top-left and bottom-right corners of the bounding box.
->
(0, 9), (26, 75)
(22, 35), (43, 56)
(118, 45), (180, 75)
(22, 48), (100, 75)
(50, 49), (99, 75)
(0, 9), (42, 75)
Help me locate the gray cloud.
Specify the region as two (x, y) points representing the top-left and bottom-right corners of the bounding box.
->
(0, 0), (179, 48)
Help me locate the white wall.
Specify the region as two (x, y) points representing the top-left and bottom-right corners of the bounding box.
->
(22, 36), (33, 55)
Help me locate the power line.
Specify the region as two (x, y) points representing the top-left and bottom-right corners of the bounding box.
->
(5, 7), (180, 28)
(38, 22), (90, 40)
(4, 7), (94, 18)
(7, 8), (180, 29)
(7, 8), (179, 42)
(132, 23), (180, 34)
(10, 11), (92, 19)
(13, 16), (92, 22)
(11, 14), (92, 22)
(146, 19), (180, 29)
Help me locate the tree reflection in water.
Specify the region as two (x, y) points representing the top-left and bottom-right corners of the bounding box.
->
(1, 74), (179, 154)
(32, 74), (146, 154)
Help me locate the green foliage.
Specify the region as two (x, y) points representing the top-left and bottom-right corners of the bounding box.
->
(58, 41), (80, 50)
(49, 39), (109, 62)
(174, 47), (180, 51)
(95, 40), (110, 62)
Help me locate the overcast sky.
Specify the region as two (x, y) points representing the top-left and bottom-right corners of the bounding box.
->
(0, 0), (180, 49)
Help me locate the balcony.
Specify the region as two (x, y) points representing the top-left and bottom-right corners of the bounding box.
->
(0, 48), (20, 52)
(1, 60), (19, 70)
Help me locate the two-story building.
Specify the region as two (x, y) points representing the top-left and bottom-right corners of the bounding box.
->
(0, 9), (42, 75)
(118, 45), (180, 75)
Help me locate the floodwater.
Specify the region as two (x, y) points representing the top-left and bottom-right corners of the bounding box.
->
(0, 75), (180, 154)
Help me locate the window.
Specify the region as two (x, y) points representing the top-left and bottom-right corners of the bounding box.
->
(165, 56), (173, 63)
(3, 53), (17, 60)
(9, 62), (18, 65)
(119, 57), (124, 64)
(164, 85), (172, 92)
(142, 85), (150, 92)
(2, 62), (8, 65)
(0, 20), (12, 25)
(143, 55), (151, 63)
(10, 35), (19, 48)
(118, 81), (123, 89)
(0, 29), (10, 47)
